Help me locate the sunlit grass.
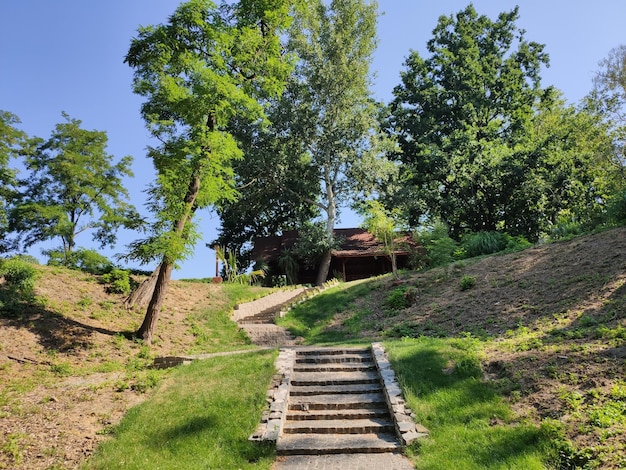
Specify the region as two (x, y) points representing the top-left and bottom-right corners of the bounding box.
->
(385, 337), (548, 469)
(84, 350), (277, 470)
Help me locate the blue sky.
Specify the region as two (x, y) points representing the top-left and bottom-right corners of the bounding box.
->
(1, 1), (625, 279)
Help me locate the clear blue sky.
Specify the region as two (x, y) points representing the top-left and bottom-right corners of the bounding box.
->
(1, 1), (625, 279)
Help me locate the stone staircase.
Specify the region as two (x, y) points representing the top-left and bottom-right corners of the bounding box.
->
(276, 346), (403, 455)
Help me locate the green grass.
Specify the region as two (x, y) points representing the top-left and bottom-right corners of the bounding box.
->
(275, 280), (375, 344)
(384, 337), (548, 469)
(84, 350), (277, 470)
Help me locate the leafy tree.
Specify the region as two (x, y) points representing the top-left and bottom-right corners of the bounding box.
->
(388, 5), (551, 239)
(238, 0), (394, 286)
(124, 0), (294, 342)
(590, 45), (626, 222)
(358, 200), (405, 280)
(529, 97), (618, 233)
(214, 108), (319, 269)
(8, 113), (140, 263)
(0, 111), (25, 251)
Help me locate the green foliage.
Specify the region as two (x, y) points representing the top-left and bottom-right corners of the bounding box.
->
(278, 250), (299, 285)
(417, 222), (460, 267)
(292, 221), (340, 268)
(8, 113), (140, 258)
(359, 200), (405, 279)
(0, 256), (38, 296)
(101, 269), (132, 295)
(460, 275), (476, 291)
(386, 287), (409, 310)
(387, 5), (620, 241)
(46, 248), (114, 275)
(462, 231), (507, 258)
(0, 110), (24, 251)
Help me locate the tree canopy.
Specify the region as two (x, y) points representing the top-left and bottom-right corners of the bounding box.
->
(388, 5), (551, 238)
(125, 0), (295, 341)
(8, 113), (139, 262)
(217, 0), (395, 284)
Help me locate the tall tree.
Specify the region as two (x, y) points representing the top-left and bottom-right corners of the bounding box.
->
(388, 5), (551, 239)
(290, 0), (395, 285)
(0, 110), (24, 252)
(8, 113), (139, 262)
(124, 0), (294, 342)
(226, 0), (394, 285)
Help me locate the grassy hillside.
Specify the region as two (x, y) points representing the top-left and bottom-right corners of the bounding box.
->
(278, 227), (626, 468)
(0, 267), (271, 469)
(1, 227), (624, 469)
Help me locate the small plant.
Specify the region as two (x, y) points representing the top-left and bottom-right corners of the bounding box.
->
(460, 275), (476, 290)
(385, 287), (409, 310)
(76, 296), (93, 309)
(0, 257), (39, 296)
(101, 268), (132, 295)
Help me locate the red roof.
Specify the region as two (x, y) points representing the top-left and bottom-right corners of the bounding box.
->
(252, 228), (415, 261)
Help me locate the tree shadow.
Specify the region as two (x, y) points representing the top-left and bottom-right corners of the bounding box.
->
(0, 287), (125, 354)
(390, 344), (544, 466)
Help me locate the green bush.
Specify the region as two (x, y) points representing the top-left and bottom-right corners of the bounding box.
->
(101, 269), (132, 295)
(606, 190), (626, 225)
(462, 231), (508, 258)
(46, 248), (114, 274)
(0, 257), (38, 295)
(460, 275), (476, 290)
(417, 221), (460, 267)
(386, 287), (409, 309)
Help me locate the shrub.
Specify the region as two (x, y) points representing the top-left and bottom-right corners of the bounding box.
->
(101, 269), (132, 295)
(462, 231), (508, 258)
(460, 275), (476, 291)
(386, 287), (409, 310)
(417, 221), (461, 267)
(46, 248), (114, 274)
(0, 257), (38, 296)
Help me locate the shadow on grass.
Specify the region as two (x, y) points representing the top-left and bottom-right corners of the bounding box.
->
(387, 339), (545, 468)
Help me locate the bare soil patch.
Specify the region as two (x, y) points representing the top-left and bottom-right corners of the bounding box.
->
(0, 268), (229, 469)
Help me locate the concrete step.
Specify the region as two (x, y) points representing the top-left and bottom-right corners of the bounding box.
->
(290, 383), (383, 396)
(296, 347), (370, 355)
(283, 418), (395, 435)
(289, 392), (386, 411)
(295, 353), (373, 364)
(276, 433), (400, 455)
(291, 370), (381, 386)
(293, 363), (376, 373)
(286, 408), (390, 421)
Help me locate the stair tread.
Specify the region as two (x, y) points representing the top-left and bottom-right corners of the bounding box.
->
(290, 383), (382, 395)
(294, 363), (376, 372)
(287, 408), (390, 420)
(276, 433), (400, 455)
(284, 418), (394, 433)
(291, 370), (380, 385)
(289, 393), (386, 410)
(295, 348), (371, 355)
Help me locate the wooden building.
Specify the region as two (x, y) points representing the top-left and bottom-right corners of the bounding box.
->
(251, 228), (418, 284)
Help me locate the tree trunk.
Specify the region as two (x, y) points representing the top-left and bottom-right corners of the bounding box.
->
(135, 172), (202, 343)
(135, 261), (174, 343)
(390, 252), (399, 280)
(124, 265), (160, 310)
(315, 249), (332, 286)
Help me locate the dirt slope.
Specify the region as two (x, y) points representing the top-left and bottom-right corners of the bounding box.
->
(1, 227), (625, 468)
(346, 227), (626, 467)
